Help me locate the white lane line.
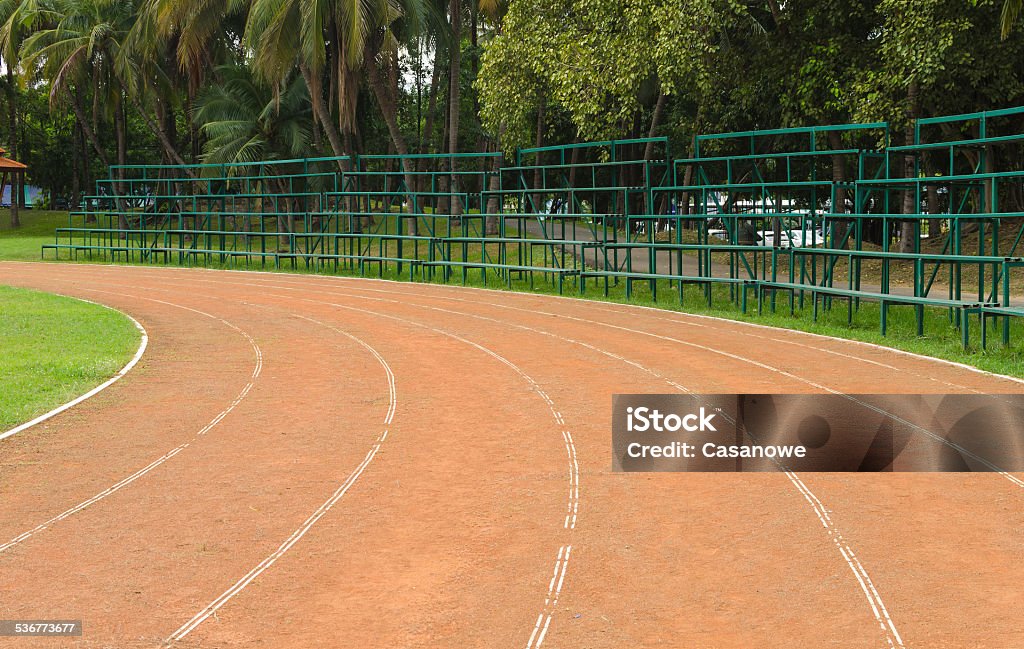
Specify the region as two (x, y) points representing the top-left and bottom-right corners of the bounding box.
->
(0, 291), (262, 555)
(164, 313), (395, 646)
(529, 545), (572, 649)
(561, 432), (578, 530)
(28, 262), (1024, 388)
(784, 472), (903, 648)
(319, 278), (1017, 394)
(401, 291), (1023, 489)
(100, 273), (898, 647)
(231, 282), (902, 649)
(264, 298), (580, 649)
(559, 299), (993, 395)
(0, 296), (148, 442)
(175, 276), (908, 645)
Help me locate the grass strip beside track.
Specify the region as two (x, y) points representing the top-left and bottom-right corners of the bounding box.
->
(152, 262), (1024, 378)
(0, 285), (142, 430)
(5, 207), (1024, 378)
(0, 210), (72, 261)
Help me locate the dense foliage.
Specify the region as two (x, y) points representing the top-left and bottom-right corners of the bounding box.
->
(0, 0), (1023, 205)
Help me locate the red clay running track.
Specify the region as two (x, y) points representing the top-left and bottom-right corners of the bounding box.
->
(1, 261), (1023, 649)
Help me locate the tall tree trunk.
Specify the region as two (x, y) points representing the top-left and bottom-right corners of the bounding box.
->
(7, 68), (18, 227)
(155, 97), (168, 165)
(417, 54), (443, 201)
(485, 122), (506, 234)
(114, 96), (129, 234)
(300, 62), (346, 167)
(18, 106), (24, 210)
(899, 80), (920, 253)
(680, 102), (705, 220)
(532, 96), (545, 212)
(644, 93), (667, 214)
(9, 173), (18, 227)
(643, 94), (667, 160)
(471, 0), (480, 119)
(438, 85), (450, 215)
(367, 52), (419, 235)
(344, 130), (360, 233)
(6, 69), (16, 160)
(767, 0), (787, 34)
(71, 119), (81, 211)
(166, 100), (179, 167)
(423, 56), (442, 154)
(78, 116), (95, 222)
(448, 0), (462, 221)
(67, 84), (109, 168)
(827, 129), (850, 249)
(334, 24), (361, 137)
(127, 94), (196, 177)
(91, 67), (100, 137)
(186, 87), (199, 163)
(568, 137), (581, 189)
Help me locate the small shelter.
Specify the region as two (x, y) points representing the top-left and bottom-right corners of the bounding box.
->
(0, 145), (28, 226)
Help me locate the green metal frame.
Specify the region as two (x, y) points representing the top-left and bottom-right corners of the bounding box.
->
(48, 109), (1024, 349)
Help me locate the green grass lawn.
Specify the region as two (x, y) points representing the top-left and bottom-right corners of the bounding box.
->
(0, 285), (142, 430)
(4, 206), (1024, 379)
(0, 209), (79, 261)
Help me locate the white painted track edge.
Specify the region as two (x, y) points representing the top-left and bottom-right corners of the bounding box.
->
(0, 291), (149, 442)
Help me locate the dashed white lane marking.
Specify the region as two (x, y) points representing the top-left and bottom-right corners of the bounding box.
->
(63, 272), (903, 647)
(528, 544), (572, 649)
(241, 282), (905, 649)
(334, 279), (1010, 394)
(29, 262), (1024, 389)
(0, 290), (262, 555)
(170, 273), (911, 647)
(785, 471), (904, 648)
(267, 298), (580, 649)
(0, 296), (148, 442)
(165, 313), (395, 645)
(423, 293), (1024, 490)
(562, 432), (579, 530)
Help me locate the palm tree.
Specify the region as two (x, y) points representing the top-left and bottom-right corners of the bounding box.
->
(9, 0), (193, 175)
(1003, 0), (1021, 38)
(194, 63), (312, 245)
(244, 0), (399, 160)
(194, 64), (312, 165)
(144, 0), (248, 85)
(447, 0), (461, 220)
(244, 0), (429, 233)
(10, 0), (142, 229)
(8, 0), (128, 167)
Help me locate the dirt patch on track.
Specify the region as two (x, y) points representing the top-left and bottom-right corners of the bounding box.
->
(0, 262), (1021, 649)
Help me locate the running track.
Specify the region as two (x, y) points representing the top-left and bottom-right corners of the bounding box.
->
(1, 262), (1022, 648)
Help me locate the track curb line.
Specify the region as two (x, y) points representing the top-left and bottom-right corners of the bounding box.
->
(0, 292), (148, 442)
